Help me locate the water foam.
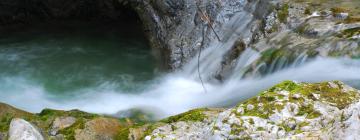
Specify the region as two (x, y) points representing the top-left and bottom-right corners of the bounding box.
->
(2, 57), (360, 119)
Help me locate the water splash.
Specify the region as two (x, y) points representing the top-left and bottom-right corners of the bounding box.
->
(2, 57), (360, 119)
(1, 8), (360, 119)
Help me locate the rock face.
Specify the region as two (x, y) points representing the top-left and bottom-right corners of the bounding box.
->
(0, 0), (274, 69)
(143, 81), (360, 140)
(0, 0), (358, 73)
(8, 118), (44, 140)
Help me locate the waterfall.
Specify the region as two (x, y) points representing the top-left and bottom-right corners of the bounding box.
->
(0, 1), (359, 119)
(182, 10), (257, 80)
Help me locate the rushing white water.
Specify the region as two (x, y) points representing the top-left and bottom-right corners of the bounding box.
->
(1, 11), (360, 119)
(2, 56), (360, 119)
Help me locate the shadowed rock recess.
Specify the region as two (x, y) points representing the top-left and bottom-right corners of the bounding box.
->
(0, 0), (360, 139)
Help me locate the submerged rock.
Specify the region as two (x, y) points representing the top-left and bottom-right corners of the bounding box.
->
(8, 118), (44, 140)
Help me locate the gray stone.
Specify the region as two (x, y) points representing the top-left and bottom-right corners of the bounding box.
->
(49, 134), (65, 140)
(49, 117), (76, 136)
(8, 118), (44, 140)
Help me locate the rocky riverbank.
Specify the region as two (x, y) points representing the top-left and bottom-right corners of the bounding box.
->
(1, 81), (360, 140)
(0, 0), (359, 140)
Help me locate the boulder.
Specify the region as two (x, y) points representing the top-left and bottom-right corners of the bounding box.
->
(8, 118), (44, 140)
(144, 81), (360, 140)
(75, 117), (122, 140)
(49, 117), (76, 136)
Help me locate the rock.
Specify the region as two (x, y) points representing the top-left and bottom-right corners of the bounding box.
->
(0, 0), (274, 70)
(49, 117), (76, 136)
(8, 118), (44, 140)
(0, 132), (7, 140)
(49, 134), (65, 140)
(144, 81), (360, 140)
(75, 117), (122, 140)
(128, 127), (148, 140)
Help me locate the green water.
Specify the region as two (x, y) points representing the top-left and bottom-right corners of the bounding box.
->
(0, 22), (157, 96)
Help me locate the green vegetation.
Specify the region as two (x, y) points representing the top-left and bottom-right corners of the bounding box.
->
(58, 118), (86, 140)
(1, 80), (359, 139)
(338, 27), (360, 38)
(161, 108), (208, 123)
(297, 105), (322, 119)
(0, 114), (13, 132)
(277, 4), (289, 23)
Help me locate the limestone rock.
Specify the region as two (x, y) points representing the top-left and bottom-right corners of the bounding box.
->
(75, 117), (121, 140)
(50, 117), (76, 136)
(144, 81), (360, 140)
(8, 118), (44, 140)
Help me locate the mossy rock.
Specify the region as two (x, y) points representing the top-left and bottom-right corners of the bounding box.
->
(160, 108), (208, 123)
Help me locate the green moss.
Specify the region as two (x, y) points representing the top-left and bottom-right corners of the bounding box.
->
(279, 123), (292, 132)
(35, 109), (98, 134)
(141, 123), (166, 139)
(278, 4), (289, 23)
(294, 129), (304, 134)
(248, 118), (254, 125)
(38, 109), (98, 120)
(297, 105), (322, 119)
(338, 27), (360, 38)
(304, 8), (311, 15)
(58, 118), (86, 140)
(0, 114), (13, 132)
(313, 81), (359, 109)
(298, 121), (310, 128)
(236, 80), (359, 121)
(20, 108), (101, 139)
(116, 128), (130, 140)
(238, 92), (285, 118)
(269, 80), (300, 92)
(230, 123), (246, 135)
(256, 127), (265, 131)
(160, 108), (208, 123)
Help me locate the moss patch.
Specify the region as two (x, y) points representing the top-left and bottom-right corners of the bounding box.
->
(338, 27), (360, 38)
(161, 108), (208, 123)
(277, 3), (289, 23)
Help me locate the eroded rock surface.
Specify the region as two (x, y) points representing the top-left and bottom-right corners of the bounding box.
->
(144, 81), (360, 140)
(75, 117), (122, 140)
(50, 117), (76, 136)
(9, 118), (44, 140)
(1, 81), (360, 140)
(0, 0), (358, 73)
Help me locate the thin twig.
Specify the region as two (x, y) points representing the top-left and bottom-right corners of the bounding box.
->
(196, 4), (222, 42)
(198, 25), (207, 93)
